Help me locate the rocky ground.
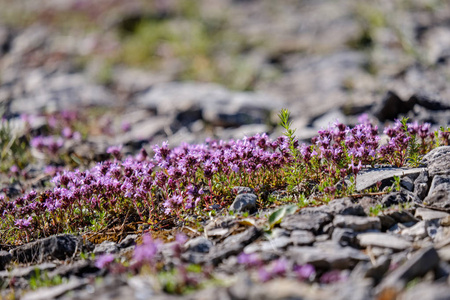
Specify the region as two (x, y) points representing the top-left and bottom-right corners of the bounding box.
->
(1, 0), (450, 299)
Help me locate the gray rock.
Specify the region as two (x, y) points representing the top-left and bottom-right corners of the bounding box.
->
(93, 241), (118, 255)
(207, 226), (263, 266)
(352, 255), (391, 285)
(327, 197), (366, 216)
(229, 193), (258, 213)
(355, 167), (424, 192)
(232, 186), (255, 195)
(437, 245), (450, 262)
(424, 190), (450, 209)
(245, 278), (332, 300)
(185, 237), (213, 253)
(290, 230), (315, 246)
(47, 260), (97, 279)
(137, 82), (284, 127)
(356, 233), (412, 251)
(328, 277), (373, 300)
(114, 117), (168, 146)
(414, 170), (430, 200)
(244, 236), (292, 253)
(22, 278), (88, 300)
(280, 212), (332, 234)
(287, 241), (369, 269)
(428, 175), (450, 195)
(0, 262), (57, 280)
(0, 251), (12, 271)
(333, 215), (381, 232)
(10, 234), (82, 264)
(10, 72), (116, 114)
(415, 207), (450, 220)
(377, 247), (440, 295)
(422, 146), (450, 177)
(401, 221), (429, 239)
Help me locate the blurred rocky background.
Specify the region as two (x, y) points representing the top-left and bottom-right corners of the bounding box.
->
(1, 0), (450, 149)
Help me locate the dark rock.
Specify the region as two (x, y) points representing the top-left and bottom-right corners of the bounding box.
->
(381, 190), (420, 207)
(93, 241), (118, 255)
(409, 92), (450, 111)
(414, 170), (430, 200)
(377, 247), (440, 295)
(374, 91), (415, 121)
(327, 197), (366, 216)
(356, 232), (412, 251)
(400, 176), (414, 191)
(383, 210), (419, 223)
(118, 234), (138, 249)
(363, 255), (391, 284)
(184, 237), (213, 253)
(290, 230), (315, 246)
(378, 214), (397, 231)
(10, 234), (82, 264)
(229, 193), (258, 213)
(331, 227), (357, 247)
(0, 251), (12, 271)
(280, 212), (332, 234)
(333, 215), (381, 232)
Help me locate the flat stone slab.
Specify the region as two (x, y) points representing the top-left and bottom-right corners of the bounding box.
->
(356, 233), (412, 250)
(333, 215), (381, 232)
(415, 207), (450, 220)
(355, 167), (426, 192)
(280, 212), (332, 234)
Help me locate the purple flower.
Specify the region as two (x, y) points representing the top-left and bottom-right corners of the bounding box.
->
(133, 234), (161, 263)
(10, 165), (19, 174)
(95, 254), (115, 269)
(271, 258), (288, 276)
(258, 267), (272, 282)
(15, 216), (32, 229)
(107, 145), (123, 160)
(176, 233), (188, 245)
(237, 253), (262, 267)
(61, 127), (73, 139)
(294, 264), (316, 281)
(320, 270), (348, 284)
(121, 121), (131, 132)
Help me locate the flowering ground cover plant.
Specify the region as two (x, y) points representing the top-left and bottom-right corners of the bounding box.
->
(1, 110), (450, 246)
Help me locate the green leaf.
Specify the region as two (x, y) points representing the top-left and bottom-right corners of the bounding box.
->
(267, 204), (297, 230)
